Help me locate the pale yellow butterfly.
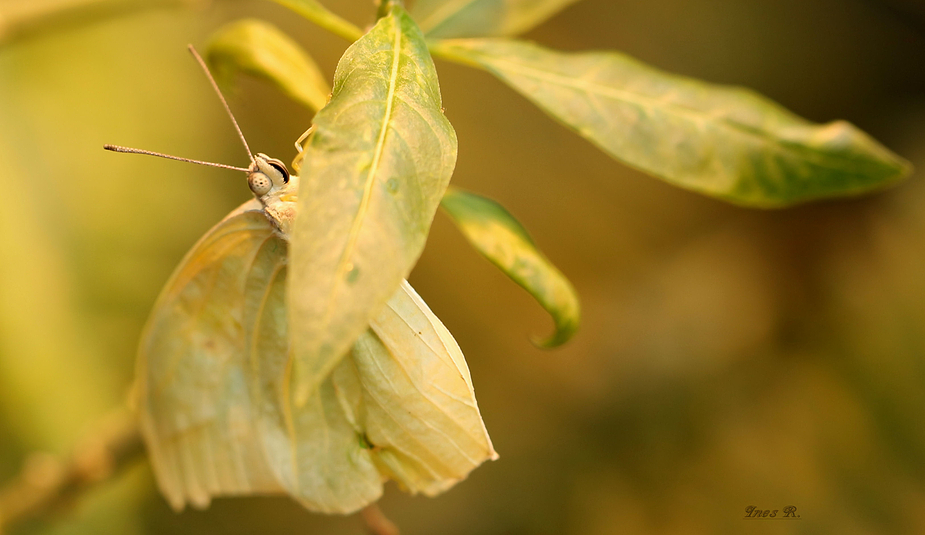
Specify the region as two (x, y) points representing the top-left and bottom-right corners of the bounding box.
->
(107, 46), (496, 515)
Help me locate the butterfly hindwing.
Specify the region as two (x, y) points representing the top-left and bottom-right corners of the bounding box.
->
(250, 277), (497, 513)
(354, 281), (497, 496)
(250, 262), (385, 514)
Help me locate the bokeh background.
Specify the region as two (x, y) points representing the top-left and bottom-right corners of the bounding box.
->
(2, 0), (925, 533)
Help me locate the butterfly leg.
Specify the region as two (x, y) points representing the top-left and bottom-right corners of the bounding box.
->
(291, 126), (315, 174)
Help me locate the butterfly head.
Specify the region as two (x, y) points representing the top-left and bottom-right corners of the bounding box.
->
(248, 154), (291, 198)
(104, 47), (299, 214)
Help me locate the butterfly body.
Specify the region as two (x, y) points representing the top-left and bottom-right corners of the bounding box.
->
(246, 153), (299, 238)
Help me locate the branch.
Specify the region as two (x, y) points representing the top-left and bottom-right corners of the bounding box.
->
(0, 410), (144, 533)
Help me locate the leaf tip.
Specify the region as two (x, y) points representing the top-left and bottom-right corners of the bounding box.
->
(529, 311), (580, 349)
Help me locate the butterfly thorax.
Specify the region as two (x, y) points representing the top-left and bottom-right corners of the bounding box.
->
(248, 153), (298, 239)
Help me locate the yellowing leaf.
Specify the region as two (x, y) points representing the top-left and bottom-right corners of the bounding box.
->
(432, 38), (912, 207)
(441, 187), (579, 347)
(289, 6), (457, 404)
(206, 19), (330, 113)
(411, 0), (582, 38)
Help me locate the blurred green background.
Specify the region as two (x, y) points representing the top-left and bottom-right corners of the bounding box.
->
(2, 0), (925, 533)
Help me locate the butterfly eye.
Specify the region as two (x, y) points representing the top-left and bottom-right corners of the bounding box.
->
(267, 159), (290, 184)
(248, 172), (272, 196)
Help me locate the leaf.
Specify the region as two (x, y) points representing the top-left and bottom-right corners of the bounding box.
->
(411, 0), (582, 38)
(441, 187), (579, 347)
(270, 0), (364, 42)
(288, 6), (457, 404)
(431, 38), (912, 207)
(206, 19), (330, 113)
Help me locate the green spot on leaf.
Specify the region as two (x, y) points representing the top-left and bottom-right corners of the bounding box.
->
(346, 265), (360, 284)
(358, 433), (374, 449)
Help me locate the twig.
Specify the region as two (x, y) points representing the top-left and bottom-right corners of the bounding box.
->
(0, 410), (144, 534)
(361, 503), (400, 535)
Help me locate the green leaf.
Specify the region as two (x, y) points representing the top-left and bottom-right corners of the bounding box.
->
(411, 0), (581, 38)
(206, 19), (330, 113)
(431, 38), (912, 207)
(270, 0), (364, 42)
(441, 187), (580, 347)
(288, 6), (457, 403)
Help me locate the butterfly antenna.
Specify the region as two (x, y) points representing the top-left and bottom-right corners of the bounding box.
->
(103, 144), (250, 172)
(187, 44), (255, 162)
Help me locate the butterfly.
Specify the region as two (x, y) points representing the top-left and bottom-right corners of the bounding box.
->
(108, 46), (496, 515)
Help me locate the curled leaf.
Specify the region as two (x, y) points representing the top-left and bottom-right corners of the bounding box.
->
(288, 5), (457, 404)
(432, 38), (912, 207)
(411, 0), (582, 38)
(441, 187), (579, 347)
(206, 18), (330, 113)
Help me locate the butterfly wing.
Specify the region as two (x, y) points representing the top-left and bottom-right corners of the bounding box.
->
(252, 277), (497, 514)
(136, 199), (285, 510)
(354, 280), (498, 495)
(249, 261), (384, 514)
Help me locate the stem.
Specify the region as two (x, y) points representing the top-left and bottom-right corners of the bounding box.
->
(0, 0), (205, 46)
(360, 503), (400, 535)
(427, 40), (484, 68)
(0, 410), (144, 533)
(376, 0), (404, 20)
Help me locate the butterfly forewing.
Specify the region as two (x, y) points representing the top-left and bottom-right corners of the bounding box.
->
(136, 200), (284, 510)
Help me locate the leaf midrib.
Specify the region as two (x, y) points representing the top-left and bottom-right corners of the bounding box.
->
(322, 17), (405, 340)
